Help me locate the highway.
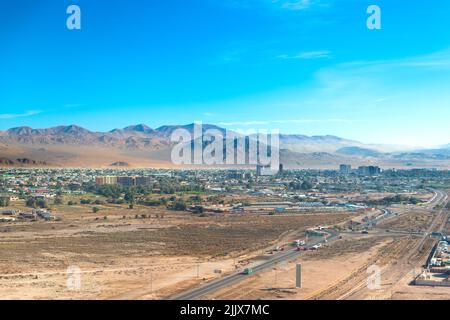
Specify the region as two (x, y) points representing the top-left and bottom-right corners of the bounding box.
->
(170, 229), (339, 300)
(417, 188), (448, 252)
(170, 189), (448, 300)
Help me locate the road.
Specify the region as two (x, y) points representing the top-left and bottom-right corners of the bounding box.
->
(417, 188), (448, 252)
(328, 189), (449, 300)
(172, 189), (449, 300)
(170, 229), (339, 300)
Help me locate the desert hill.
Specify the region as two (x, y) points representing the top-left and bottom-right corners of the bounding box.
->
(0, 124), (449, 169)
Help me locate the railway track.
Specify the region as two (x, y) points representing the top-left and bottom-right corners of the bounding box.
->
(312, 189), (449, 300)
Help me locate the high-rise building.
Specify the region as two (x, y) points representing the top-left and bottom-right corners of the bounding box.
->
(117, 176), (136, 186)
(339, 164), (352, 174)
(96, 176), (158, 187)
(369, 166), (381, 175)
(357, 166), (381, 176)
(135, 176), (153, 186)
(95, 176), (118, 185)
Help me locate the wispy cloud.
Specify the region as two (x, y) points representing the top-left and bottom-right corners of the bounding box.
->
(218, 49), (247, 64)
(336, 49), (450, 71)
(278, 0), (313, 11)
(63, 103), (82, 109)
(277, 0), (332, 11)
(375, 97), (389, 103)
(0, 110), (42, 119)
(217, 0), (328, 11)
(310, 48), (450, 102)
(278, 50), (331, 60)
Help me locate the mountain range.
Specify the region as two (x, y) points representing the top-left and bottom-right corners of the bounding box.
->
(0, 124), (449, 169)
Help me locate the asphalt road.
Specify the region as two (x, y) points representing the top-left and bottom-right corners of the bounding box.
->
(170, 229), (338, 300)
(170, 189), (448, 300)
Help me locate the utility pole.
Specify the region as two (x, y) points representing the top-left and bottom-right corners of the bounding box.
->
(274, 262), (278, 287)
(296, 264), (302, 288)
(150, 272), (153, 294)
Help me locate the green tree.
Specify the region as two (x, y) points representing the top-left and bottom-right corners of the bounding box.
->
(172, 200), (187, 211)
(26, 197), (37, 208)
(301, 181), (313, 190)
(36, 199), (48, 209)
(125, 189), (136, 207)
(80, 198), (92, 205)
(0, 197), (10, 207)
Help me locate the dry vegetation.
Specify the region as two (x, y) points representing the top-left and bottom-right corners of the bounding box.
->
(0, 198), (354, 299)
(0, 201), (351, 279)
(377, 210), (435, 232)
(303, 236), (387, 260)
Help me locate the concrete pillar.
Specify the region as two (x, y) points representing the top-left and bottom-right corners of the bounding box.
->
(296, 264), (302, 288)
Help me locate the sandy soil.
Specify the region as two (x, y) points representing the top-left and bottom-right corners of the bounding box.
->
(0, 191), (446, 300)
(202, 237), (391, 300)
(0, 202), (350, 300)
(2, 144), (450, 169)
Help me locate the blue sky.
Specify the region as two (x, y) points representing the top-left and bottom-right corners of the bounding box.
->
(1, 0), (450, 147)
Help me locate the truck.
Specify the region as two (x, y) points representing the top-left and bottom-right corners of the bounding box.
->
(243, 268), (253, 275)
(294, 240), (306, 247)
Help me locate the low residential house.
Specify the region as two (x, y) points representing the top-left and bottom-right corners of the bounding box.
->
(2, 210), (20, 216)
(19, 212), (37, 220)
(36, 210), (54, 221)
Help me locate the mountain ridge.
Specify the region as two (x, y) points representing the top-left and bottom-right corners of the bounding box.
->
(0, 124), (449, 168)
(0, 124), (363, 150)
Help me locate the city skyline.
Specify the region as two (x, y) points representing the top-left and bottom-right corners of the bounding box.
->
(1, 0), (450, 147)
(2, 1), (450, 305)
